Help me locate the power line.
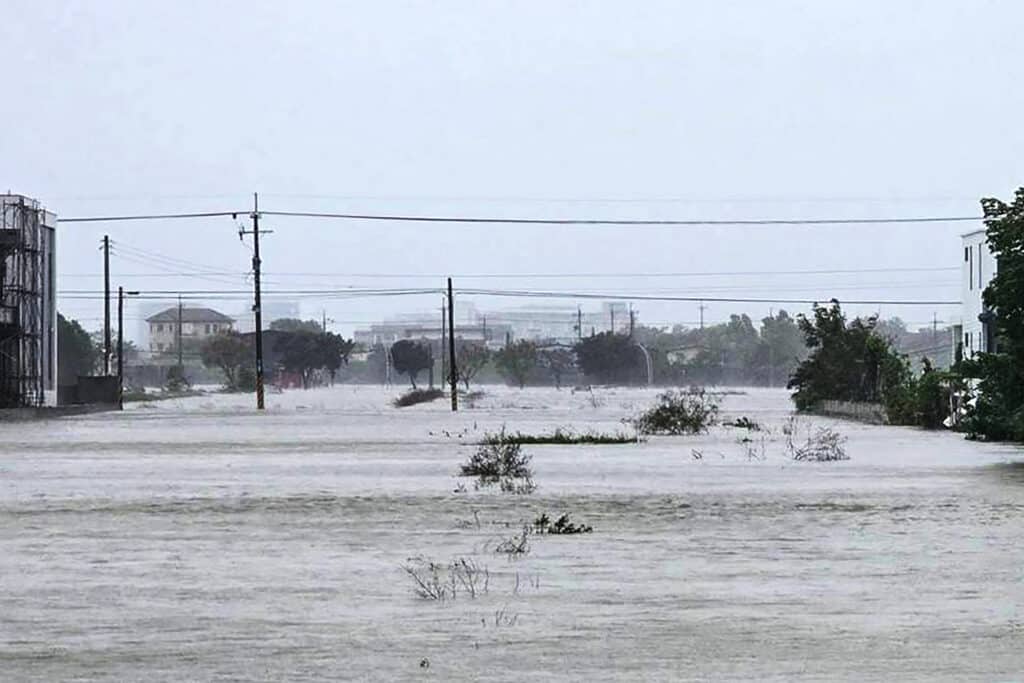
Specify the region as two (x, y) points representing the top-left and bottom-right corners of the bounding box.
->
(456, 288), (960, 307)
(57, 211), (242, 223)
(259, 210), (982, 226)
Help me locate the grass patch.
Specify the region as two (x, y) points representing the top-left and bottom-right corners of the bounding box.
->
(480, 426), (639, 445)
(393, 388), (444, 408)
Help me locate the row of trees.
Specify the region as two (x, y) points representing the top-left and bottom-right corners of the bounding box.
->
(380, 312), (806, 390)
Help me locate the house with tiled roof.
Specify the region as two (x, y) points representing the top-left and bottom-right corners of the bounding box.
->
(145, 306), (234, 353)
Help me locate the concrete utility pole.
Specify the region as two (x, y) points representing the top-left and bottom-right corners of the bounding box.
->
(440, 299), (447, 385)
(610, 307), (615, 334)
(103, 235), (111, 375)
(118, 287), (139, 410)
(628, 304), (635, 338)
(447, 278), (457, 412)
(177, 295), (184, 368)
(577, 306), (583, 341)
(699, 302), (707, 330)
(238, 192), (270, 410)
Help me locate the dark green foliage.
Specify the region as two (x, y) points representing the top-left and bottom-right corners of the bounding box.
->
(574, 332), (642, 384)
(634, 388), (720, 435)
(391, 339), (433, 389)
(789, 301), (902, 411)
(534, 513), (592, 535)
(480, 427), (638, 445)
(57, 314), (99, 382)
(270, 318), (322, 333)
(200, 331), (251, 391)
(393, 388), (444, 407)
(274, 330), (356, 389)
(494, 340), (538, 388)
(960, 189), (1024, 441)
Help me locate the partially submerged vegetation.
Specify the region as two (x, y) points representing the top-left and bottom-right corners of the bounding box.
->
(481, 427), (638, 445)
(783, 417), (849, 462)
(459, 435), (536, 494)
(534, 513), (593, 535)
(393, 388), (444, 408)
(402, 556), (489, 601)
(634, 388), (720, 435)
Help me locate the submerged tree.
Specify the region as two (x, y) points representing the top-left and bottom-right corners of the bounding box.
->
(538, 346), (575, 389)
(574, 332), (640, 384)
(57, 314), (99, 382)
(200, 331), (251, 391)
(456, 342), (490, 390)
(494, 340), (538, 389)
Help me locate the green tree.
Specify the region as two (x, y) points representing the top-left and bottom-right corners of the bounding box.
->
(270, 318), (322, 333)
(456, 342), (490, 390)
(494, 340), (538, 388)
(391, 339), (433, 389)
(787, 301), (903, 411)
(274, 331), (322, 389)
(961, 188), (1024, 440)
(574, 332), (640, 384)
(57, 314), (99, 382)
(320, 332), (355, 385)
(200, 331), (252, 391)
(538, 346), (575, 389)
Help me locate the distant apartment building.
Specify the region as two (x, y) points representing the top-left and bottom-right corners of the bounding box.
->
(352, 301), (634, 348)
(953, 228), (998, 359)
(146, 306), (234, 353)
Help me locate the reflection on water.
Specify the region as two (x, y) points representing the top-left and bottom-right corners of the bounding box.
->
(1, 387), (1022, 681)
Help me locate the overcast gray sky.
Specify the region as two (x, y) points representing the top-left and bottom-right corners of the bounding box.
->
(3, 1), (1022, 340)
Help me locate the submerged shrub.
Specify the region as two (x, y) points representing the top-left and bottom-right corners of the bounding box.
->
(401, 556), (489, 601)
(460, 431), (535, 493)
(393, 388), (444, 408)
(727, 416), (762, 431)
(786, 425), (849, 462)
(534, 513), (593, 535)
(634, 388), (720, 435)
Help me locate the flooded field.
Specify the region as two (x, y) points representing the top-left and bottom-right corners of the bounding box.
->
(1, 386), (1022, 681)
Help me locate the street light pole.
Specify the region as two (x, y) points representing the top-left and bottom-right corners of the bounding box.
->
(118, 287), (139, 410)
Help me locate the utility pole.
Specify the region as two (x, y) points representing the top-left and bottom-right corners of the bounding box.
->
(699, 302), (706, 330)
(103, 235), (111, 375)
(932, 312), (938, 342)
(117, 286), (124, 409)
(482, 315), (487, 343)
(628, 304), (635, 338)
(447, 277), (457, 412)
(440, 298), (447, 386)
(238, 192), (269, 410)
(322, 309), (327, 334)
(576, 305), (583, 341)
(177, 294), (184, 369)
(118, 287), (139, 410)
(610, 307), (615, 334)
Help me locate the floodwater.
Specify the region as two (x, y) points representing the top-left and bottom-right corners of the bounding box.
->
(1, 386), (1022, 681)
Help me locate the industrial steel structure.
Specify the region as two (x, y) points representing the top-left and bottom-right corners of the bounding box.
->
(0, 194), (56, 407)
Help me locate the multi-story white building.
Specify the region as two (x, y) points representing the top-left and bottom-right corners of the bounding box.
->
(146, 306), (234, 353)
(954, 229), (998, 359)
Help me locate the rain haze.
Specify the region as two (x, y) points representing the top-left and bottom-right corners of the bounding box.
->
(2, 2), (1024, 681)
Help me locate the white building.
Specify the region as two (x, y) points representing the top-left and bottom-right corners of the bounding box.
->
(954, 229), (998, 359)
(146, 306), (234, 353)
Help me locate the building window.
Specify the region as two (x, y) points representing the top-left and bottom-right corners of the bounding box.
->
(978, 243), (983, 290)
(205, 324), (211, 334)
(158, 343), (165, 351)
(157, 324), (163, 332)
(968, 247), (973, 290)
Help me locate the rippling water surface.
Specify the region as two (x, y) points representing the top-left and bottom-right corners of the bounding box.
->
(2, 386), (1022, 681)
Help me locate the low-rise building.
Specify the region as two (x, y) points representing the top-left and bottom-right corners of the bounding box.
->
(146, 306), (234, 353)
(953, 229), (998, 360)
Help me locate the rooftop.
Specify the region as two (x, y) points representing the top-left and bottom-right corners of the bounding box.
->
(146, 307), (234, 324)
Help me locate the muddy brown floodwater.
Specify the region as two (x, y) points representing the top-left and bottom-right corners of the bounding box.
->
(1, 386), (1022, 681)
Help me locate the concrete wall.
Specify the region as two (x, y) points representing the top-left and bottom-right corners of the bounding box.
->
(815, 400), (887, 424)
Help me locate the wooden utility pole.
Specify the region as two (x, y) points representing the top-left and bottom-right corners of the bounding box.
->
(447, 278), (457, 412)
(103, 235), (111, 375)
